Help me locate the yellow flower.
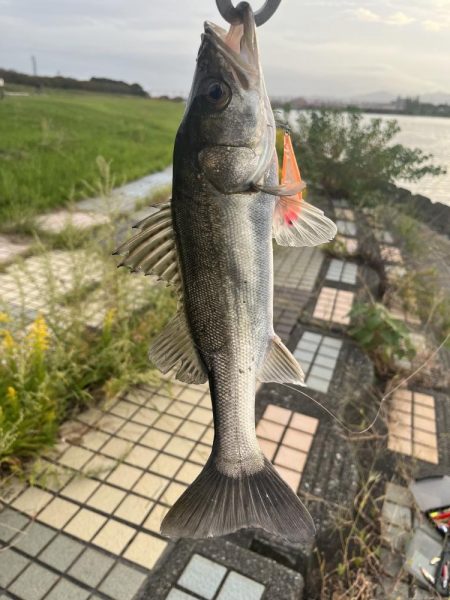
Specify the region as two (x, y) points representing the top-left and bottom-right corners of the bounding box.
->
(28, 314), (49, 352)
(103, 307), (117, 330)
(2, 330), (15, 352)
(7, 386), (17, 400)
(0, 312), (10, 324)
(6, 386), (19, 412)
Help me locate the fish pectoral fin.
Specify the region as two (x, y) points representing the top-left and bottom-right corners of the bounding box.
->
(272, 131), (337, 247)
(113, 201), (181, 290)
(258, 336), (305, 385)
(273, 197), (337, 247)
(148, 310), (208, 385)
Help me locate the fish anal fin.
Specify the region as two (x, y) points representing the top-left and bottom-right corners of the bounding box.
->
(257, 336), (305, 384)
(148, 310), (207, 385)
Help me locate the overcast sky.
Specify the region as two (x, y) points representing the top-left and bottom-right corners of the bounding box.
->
(1, 0), (450, 98)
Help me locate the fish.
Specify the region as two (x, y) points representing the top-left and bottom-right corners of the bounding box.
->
(114, 4), (336, 543)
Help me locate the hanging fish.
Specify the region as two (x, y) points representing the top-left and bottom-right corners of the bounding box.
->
(114, 3), (336, 543)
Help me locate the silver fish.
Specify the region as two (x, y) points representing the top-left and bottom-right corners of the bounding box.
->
(115, 4), (336, 543)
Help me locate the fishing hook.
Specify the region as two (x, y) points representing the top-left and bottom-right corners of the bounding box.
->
(215, 0), (282, 26)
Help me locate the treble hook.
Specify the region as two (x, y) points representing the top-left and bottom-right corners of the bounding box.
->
(215, 0), (282, 27)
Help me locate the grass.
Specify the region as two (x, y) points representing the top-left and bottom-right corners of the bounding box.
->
(0, 89), (183, 223)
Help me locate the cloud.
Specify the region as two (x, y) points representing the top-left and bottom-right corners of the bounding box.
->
(353, 8), (415, 26)
(385, 11), (415, 26)
(354, 8), (380, 22)
(423, 17), (450, 31)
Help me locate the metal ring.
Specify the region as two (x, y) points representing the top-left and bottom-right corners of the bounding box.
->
(215, 0), (282, 27)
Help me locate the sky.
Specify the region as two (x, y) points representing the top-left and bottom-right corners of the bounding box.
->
(1, 0), (450, 99)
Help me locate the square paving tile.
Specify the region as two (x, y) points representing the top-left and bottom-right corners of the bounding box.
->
(37, 497), (79, 529)
(45, 578), (91, 600)
(256, 419), (285, 442)
(274, 446), (307, 471)
(39, 533), (85, 571)
(87, 484), (127, 513)
(69, 548), (115, 587)
(9, 562), (60, 600)
(92, 519), (136, 554)
(59, 446), (94, 470)
(177, 554), (227, 599)
(100, 437), (133, 459)
(64, 508), (107, 541)
(143, 504), (169, 533)
(217, 571), (265, 600)
(160, 482), (187, 506)
(263, 404), (291, 425)
(114, 495), (154, 525)
(99, 562), (147, 600)
(12, 487), (54, 516)
(151, 454), (183, 477)
(125, 445), (158, 469)
(0, 549), (30, 588)
(166, 590), (197, 600)
(84, 454), (117, 480)
(107, 464), (143, 489)
(0, 507), (29, 543)
(123, 531), (167, 568)
(133, 473), (170, 500)
(61, 476), (99, 503)
(12, 521), (55, 556)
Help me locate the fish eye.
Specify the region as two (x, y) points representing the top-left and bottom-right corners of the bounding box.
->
(205, 80), (231, 108)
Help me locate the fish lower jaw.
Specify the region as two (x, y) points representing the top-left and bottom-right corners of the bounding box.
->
(214, 452), (265, 477)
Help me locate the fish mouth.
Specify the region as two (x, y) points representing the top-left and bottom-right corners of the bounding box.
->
(203, 6), (259, 86)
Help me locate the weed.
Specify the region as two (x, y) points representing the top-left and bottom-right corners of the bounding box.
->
(349, 302), (416, 375)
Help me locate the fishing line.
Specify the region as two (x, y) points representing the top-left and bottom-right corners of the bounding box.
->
(279, 332), (450, 436)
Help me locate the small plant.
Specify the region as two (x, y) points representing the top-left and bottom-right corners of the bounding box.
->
(349, 302), (416, 375)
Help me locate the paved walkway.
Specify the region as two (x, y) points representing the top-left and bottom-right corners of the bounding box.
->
(1, 178), (449, 599)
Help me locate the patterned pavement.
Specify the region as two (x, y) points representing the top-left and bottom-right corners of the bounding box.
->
(1, 186), (448, 599)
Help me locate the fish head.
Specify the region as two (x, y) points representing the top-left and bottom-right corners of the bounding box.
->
(180, 2), (275, 193)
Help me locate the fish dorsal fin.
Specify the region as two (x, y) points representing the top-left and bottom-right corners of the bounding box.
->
(258, 336), (305, 384)
(272, 133), (337, 247)
(148, 309), (208, 385)
(113, 201), (181, 290)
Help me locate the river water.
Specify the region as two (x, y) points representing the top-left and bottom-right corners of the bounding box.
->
(367, 113), (450, 207)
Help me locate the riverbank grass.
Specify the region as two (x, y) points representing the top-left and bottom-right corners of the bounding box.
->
(0, 90), (183, 223)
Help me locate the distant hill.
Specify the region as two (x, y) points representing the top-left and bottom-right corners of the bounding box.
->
(0, 69), (148, 97)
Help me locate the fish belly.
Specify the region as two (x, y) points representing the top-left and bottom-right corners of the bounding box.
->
(173, 190), (274, 476)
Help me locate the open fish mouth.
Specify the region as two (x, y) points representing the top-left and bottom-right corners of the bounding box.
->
(203, 11), (260, 86)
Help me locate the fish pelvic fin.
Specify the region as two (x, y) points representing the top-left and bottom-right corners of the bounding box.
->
(258, 336), (305, 385)
(161, 456), (315, 544)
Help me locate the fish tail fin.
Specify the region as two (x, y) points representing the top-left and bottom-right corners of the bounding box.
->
(161, 456), (315, 544)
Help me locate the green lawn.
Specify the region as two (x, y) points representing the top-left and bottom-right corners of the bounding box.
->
(0, 90), (183, 222)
